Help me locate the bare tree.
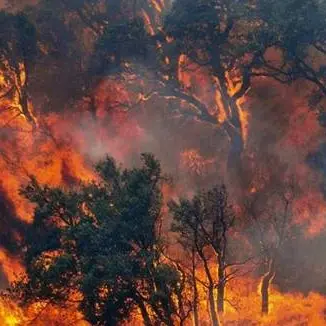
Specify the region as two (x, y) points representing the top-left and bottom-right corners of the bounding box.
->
(245, 176), (297, 314)
(170, 184), (249, 326)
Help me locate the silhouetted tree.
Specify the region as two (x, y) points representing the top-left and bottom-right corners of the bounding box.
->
(170, 185), (237, 326)
(16, 154), (190, 325)
(245, 176), (297, 314)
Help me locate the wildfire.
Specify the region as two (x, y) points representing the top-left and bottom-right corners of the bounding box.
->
(141, 9), (155, 36)
(140, 0), (166, 36)
(0, 298), (90, 326)
(180, 149), (215, 176)
(149, 0), (164, 13)
(0, 1), (325, 325)
(214, 86), (228, 124)
(225, 72), (250, 146)
(0, 298), (24, 326)
(177, 54), (192, 89)
(121, 272), (326, 325)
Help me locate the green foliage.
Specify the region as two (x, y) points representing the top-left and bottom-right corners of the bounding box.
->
(250, 0), (326, 85)
(90, 18), (149, 75)
(170, 184), (234, 256)
(164, 0), (229, 68)
(18, 154), (180, 325)
(255, 0), (325, 51)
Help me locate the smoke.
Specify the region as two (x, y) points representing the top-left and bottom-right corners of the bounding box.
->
(29, 64), (326, 297)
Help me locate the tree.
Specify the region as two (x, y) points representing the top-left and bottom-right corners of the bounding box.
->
(0, 11), (37, 126)
(252, 0), (326, 95)
(36, 0), (163, 37)
(89, 17), (149, 76)
(15, 154), (189, 325)
(11, 2), (86, 114)
(86, 0), (326, 180)
(244, 175), (297, 314)
(164, 0), (326, 173)
(169, 185), (237, 326)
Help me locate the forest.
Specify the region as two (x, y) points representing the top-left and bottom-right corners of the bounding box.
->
(0, 0), (326, 325)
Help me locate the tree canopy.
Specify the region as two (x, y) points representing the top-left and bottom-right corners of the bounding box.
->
(17, 154), (184, 325)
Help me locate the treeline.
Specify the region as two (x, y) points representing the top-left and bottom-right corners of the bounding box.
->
(12, 154), (303, 325)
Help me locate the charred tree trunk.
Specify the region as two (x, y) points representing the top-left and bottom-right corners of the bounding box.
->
(19, 87), (36, 127)
(86, 94), (97, 119)
(144, 257), (174, 326)
(223, 99), (244, 187)
(16, 63), (37, 128)
(191, 249), (199, 326)
(175, 264), (187, 326)
(212, 60), (244, 181)
(208, 285), (219, 326)
(153, 277), (175, 326)
(135, 297), (152, 326)
(261, 259), (275, 315)
(199, 250), (219, 326)
(217, 259), (225, 313)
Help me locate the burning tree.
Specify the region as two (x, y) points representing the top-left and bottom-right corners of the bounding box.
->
(86, 0), (326, 179)
(169, 185), (241, 326)
(14, 154), (191, 325)
(4, 0), (325, 159)
(0, 11), (37, 127)
(244, 175), (298, 315)
(0, 0), (325, 325)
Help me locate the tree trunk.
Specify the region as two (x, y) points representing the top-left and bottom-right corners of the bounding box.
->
(216, 250), (227, 314)
(191, 251), (199, 326)
(135, 296), (152, 326)
(214, 73), (244, 184)
(211, 52), (245, 173)
(196, 239), (220, 325)
(208, 285), (219, 326)
(261, 259), (275, 315)
(224, 99), (244, 184)
(217, 264), (225, 313)
(19, 88), (37, 128)
(193, 287), (199, 326)
(200, 252), (219, 326)
(17, 62), (37, 128)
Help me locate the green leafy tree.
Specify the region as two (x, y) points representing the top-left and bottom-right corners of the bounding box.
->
(16, 154), (189, 325)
